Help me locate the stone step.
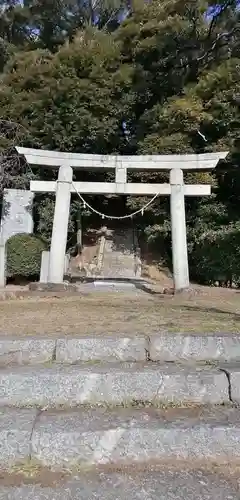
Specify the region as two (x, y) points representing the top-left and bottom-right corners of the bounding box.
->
(102, 259), (136, 266)
(1, 334), (240, 366)
(0, 362), (232, 407)
(1, 406), (240, 470)
(0, 466), (239, 499)
(0, 336), (148, 365)
(92, 280), (140, 288)
(75, 281), (145, 293)
(100, 270), (137, 278)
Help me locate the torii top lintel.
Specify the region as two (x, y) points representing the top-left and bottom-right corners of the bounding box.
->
(16, 147), (228, 171)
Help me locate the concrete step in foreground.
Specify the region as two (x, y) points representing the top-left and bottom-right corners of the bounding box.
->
(1, 334), (240, 365)
(0, 362), (234, 406)
(1, 334), (240, 498)
(1, 406), (240, 469)
(0, 467), (239, 499)
(1, 335), (240, 406)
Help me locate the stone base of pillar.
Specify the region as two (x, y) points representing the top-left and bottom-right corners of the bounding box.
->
(163, 286), (194, 295)
(29, 282), (78, 292)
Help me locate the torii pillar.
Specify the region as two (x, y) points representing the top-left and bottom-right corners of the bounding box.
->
(48, 165), (73, 283)
(170, 168), (189, 291)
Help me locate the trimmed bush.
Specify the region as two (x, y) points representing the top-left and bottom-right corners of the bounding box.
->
(6, 233), (47, 279)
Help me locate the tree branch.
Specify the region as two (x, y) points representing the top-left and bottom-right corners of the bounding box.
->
(168, 23), (239, 73)
(207, 0), (237, 39)
(197, 24), (239, 62)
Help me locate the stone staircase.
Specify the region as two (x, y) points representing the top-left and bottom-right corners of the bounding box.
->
(68, 226), (142, 285)
(100, 227), (141, 280)
(0, 331), (240, 498)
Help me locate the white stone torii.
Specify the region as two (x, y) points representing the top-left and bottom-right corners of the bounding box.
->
(16, 147), (228, 291)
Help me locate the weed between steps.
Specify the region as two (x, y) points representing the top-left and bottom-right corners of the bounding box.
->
(9, 460), (46, 478)
(0, 359), (223, 369)
(8, 459), (105, 478)
(9, 400), (232, 411)
(5, 457), (240, 485)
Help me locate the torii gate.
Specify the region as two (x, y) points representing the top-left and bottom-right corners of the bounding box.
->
(17, 147), (228, 291)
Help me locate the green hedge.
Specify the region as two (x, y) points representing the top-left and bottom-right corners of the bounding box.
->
(6, 233), (47, 278)
(189, 223), (240, 286)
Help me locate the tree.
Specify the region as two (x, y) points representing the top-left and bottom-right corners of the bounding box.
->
(0, 0), (129, 54)
(114, 0), (240, 283)
(0, 1), (31, 46)
(0, 28), (133, 239)
(0, 29), (133, 151)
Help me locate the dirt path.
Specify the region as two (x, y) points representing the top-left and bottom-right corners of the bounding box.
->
(0, 286), (239, 335)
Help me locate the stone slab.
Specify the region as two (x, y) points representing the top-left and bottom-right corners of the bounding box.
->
(31, 406), (240, 467)
(149, 334), (240, 362)
(0, 409), (36, 467)
(0, 469), (238, 499)
(2, 335), (240, 365)
(0, 338), (55, 365)
(56, 337), (148, 363)
(0, 189), (33, 244)
(0, 364), (229, 407)
(93, 281), (137, 290)
(29, 282), (78, 292)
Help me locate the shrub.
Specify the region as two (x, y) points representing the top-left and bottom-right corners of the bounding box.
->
(6, 233), (47, 279)
(189, 223), (240, 286)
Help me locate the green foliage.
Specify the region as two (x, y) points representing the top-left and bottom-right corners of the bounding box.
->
(0, 30), (132, 152)
(0, 0), (128, 53)
(189, 223), (240, 285)
(34, 195), (85, 247)
(6, 233), (47, 278)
